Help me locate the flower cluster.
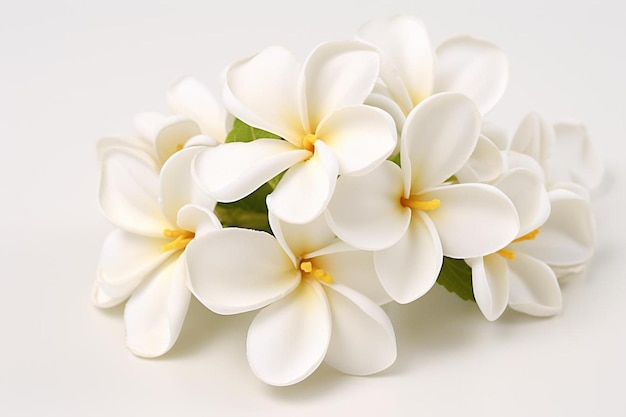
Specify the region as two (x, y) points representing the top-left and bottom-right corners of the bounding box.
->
(93, 14), (603, 386)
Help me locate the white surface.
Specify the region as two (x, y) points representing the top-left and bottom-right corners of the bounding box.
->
(1, 0), (625, 415)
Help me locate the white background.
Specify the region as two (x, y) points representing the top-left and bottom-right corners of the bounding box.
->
(1, 0), (625, 415)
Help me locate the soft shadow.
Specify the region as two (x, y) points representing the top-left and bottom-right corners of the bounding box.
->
(263, 364), (347, 400)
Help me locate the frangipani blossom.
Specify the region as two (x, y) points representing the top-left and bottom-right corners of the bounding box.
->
(93, 146), (221, 357)
(186, 214), (396, 386)
(326, 92), (519, 303)
(193, 41), (397, 224)
(357, 13), (509, 132)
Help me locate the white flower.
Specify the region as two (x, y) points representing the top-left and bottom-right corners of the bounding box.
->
(93, 146), (221, 357)
(356, 14), (509, 131)
(186, 214), (396, 386)
(326, 92), (520, 303)
(192, 41), (397, 224)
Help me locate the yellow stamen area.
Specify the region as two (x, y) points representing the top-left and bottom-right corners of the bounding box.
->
(497, 248), (516, 260)
(175, 143), (184, 151)
(496, 229), (540, 260)
(161, 229), (195, 252)
(401, 195), (441, 211)
(299, 260), (333, 284)
(302, 133), (317, 152)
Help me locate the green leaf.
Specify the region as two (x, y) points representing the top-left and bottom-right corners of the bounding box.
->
(437, 257), (475, 301)
(225, 118), (281, 143)
(214, 183), (273, 233)
(388, 152), (401, 167)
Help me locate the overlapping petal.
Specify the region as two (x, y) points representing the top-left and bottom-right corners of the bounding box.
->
(303, 41), (379, 130)
(507, 253), (562, 317)
(421, 183), (519, 258)
(402, 93), (481, 192)
(326, 161), (410, 251)
(510, 112), (553, 174)
(323, 283), (396, 375)
(551, 122), (604, 189)
(124, 256), (191, 357)
(316, 105), (396, 176)
(468, 254), (509, 321)
(176, 204), (222, 238)
(192, 139), (309, 202)
(455, 135), (503, 183)
(186, 228), (300, 314)
(247, 279), (331, 386)
(374, 211), (442, 303)
(269, 213), (335, 262)
(434, 35), (509, 115)
(266, 141), (338, 224)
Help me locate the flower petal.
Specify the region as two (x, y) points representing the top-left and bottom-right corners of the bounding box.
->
(153, 116), (202, 165)
(507, 253), (562, 317)
(357, 14), (434, 110)
(551, 122), (604, 189)
(99, 148), (170, 236)
(492, 168), (550, 236)
(510, 112), (553, 174)
(314, 250), (391, 305)
(374, 211), (443, 303)
(266, 141), (338, 224)
(124, 256), (191, 357)
(92, 279), (128, 308)
(434, 35), (509, 115)
(423, 183), (519, 258)
(192, 139), (309, 202)
(167, 76), (230, 142)
(268, 212), (335, 261)
(364, 91), (407, 139)
(401, 92), (481, 192)
(223, 46), (306, 144)
(176, 204), (221, 237)
(186, 228), (300, 315)
(512, 188), (595, 266)
(316, 105), (397, 175)
(96, 135), (154, 162)
(303, 41), (379, 130)
(481, 121), (510, 150)
(247, 279), (331, 386)
(326, 161), (410, 251)
(468, 254), (509, 321)
(323, 283), (396, 375)
(455, 134), (503, 183)
(160, 147), (215, 225)
(97, 229), (172, 299)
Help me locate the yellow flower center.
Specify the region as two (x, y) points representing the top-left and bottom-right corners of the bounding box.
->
(299, 259), (333, 284)
(400, 195), (441, 211)
(302, 133), (318, 152)
(176, 143), (184, 151)
(497, 229), (540, 260)
(161, 228), (195, 252)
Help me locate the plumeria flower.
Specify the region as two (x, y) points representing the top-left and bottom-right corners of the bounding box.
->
(186, 214), (396, 386)
(93, 146), (221, 357)
(192, 40), (397, 224)
(326, 92), (520, 303)
(356, 13), (509, 131)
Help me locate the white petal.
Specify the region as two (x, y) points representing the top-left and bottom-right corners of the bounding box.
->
(266, 141), (338, 224)
(268, 212), (335, 261)
(375, 211), (442, 303)
(364, 91), (407, 139)
(503, 150), (546, 180)
(154, 116), (202, 165)
(316, 105), (397, 175)
(247, 280), (331, 386)
(481, 121), (510, 150)
(314, 250), (391, 305)
(186, 228), (300, 315)
(124, 256), (191, 357)
(434, 35), (509, 115)
(176, 204), (221, 237)
(423, 183), (519, 258)
(510, 112), (553, 173)
(97, 229), (173, 299)
(133, 112), (167, 143)
(323, 283), (396, 375)
(303, 41), (379, 130)
(192, 139), (309, 202)
(167, 76), (229, 142)
(223, 46), (306, 144)
(357, 14), (434, 110)
(326, 161), (410, 251)
(493, 168), (550, 236)
(551, 122), (604, 189)
(402, 93), (481, 192)
(96, 135), (154, 162)
(507, 253), (562, 317)
(455, 134), (503, 183)
(160, 147), (215, 225)
(468, 255), (509, 321)
(91, 279), (128, 308)
(99, 148), (170, 236)
(512, 188), (595, 266)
